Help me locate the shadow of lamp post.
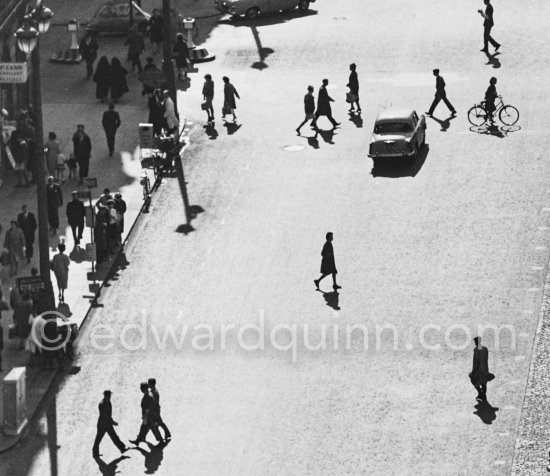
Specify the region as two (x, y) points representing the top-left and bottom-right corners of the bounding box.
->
(14, 0), (56, 312)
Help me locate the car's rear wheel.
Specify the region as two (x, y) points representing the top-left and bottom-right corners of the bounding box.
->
(245, 7), (260, 19)
(298, 0), (310, 11)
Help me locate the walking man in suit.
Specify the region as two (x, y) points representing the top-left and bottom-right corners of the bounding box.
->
(72, 124), (92, 185)
(92, 390), (128, 458)
(313, 79), (340, 130)
(102, 103), (121, 157)
(148, 378), (171, 440)
(296, 85), (316, 134)
(66, 191), (86, 246)
(79, 32), (99, 80)
(46, 176), (63, 234)
(130, 382), (163, 446)
(469, 336), (495, 402)
(426, 69), (456, 117)
(17, 205), (37, 263)
(478, 0), (500, 54)
(314, 232), (341, 291)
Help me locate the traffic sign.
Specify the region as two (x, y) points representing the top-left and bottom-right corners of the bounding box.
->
(85, 177), (98, 188)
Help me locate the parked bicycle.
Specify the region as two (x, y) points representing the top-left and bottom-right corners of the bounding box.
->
(467, 95), (519, 127)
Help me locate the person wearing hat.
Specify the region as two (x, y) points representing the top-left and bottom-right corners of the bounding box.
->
(469, 336), (495, 402)
(92, 390), (128, 458)
(72, 124), (92, 185)
(114, 193), (127, 236)
(102, 103), (121, 157)
(66, 191), (86, 246)
(46, 176), (63, 234)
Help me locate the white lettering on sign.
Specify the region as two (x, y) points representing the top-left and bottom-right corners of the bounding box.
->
(0, 63), (28, 83)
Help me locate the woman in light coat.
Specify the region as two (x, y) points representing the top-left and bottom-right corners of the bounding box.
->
(162, 90), (179, 134)
(3, 220), (25, 276)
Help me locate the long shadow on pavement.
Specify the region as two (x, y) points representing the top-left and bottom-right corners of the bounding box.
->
(318, 290), (340, 310)
(348, 112), (363, 128)
(427, 114), (456, 132)
(371, 145), (430, 178)
(134, 440), (168, 474)
(473, 400), (499, 424)
(94, 455), (130, 476)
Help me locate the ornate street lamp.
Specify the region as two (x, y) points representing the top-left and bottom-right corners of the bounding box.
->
(14, 0), (56, 312)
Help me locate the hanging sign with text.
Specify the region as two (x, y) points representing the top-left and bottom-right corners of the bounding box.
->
(0, 63), (28, 83)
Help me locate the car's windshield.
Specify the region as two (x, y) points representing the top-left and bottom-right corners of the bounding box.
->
(374, 121), (412, 134)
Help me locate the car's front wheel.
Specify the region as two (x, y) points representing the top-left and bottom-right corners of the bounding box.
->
(298, 0), (310, 11)
(245, 7), (260, 19)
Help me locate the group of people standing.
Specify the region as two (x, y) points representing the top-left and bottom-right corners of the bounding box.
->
(93, 188), (127, 264)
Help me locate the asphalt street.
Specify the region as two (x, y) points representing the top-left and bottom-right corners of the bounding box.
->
(2, 0), (550, 474)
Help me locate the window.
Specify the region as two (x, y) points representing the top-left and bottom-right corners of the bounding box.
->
(374, 122), (412, 134)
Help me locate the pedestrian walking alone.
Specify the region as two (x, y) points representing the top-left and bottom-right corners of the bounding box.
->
(162, 90), (179, 135)
(46, 176), (63, 234)
(148, 9), (163, 52)
(93, 56), (111, 102)
(469, 336), (495, 402)
(141, 57), (158, 96)
(202, 74), (215, 122)
(9, 129), (30, 187)
(79, 32), (99, 80)
(102, 103), (121, 157)
(13, 292), (33, 350)
(44, 132), (60, 177)
(66, 191), (85, 246)
(92, 390), (128, 458)
(296, 85), (316, 134)
(109, 58), (129, 102)
(125, 25), (145, 73)
(17, 205), (37, 263)
(173, 34), (189, 79)
(346, 63), (361, 113)
(314, 232), (341, 291)
(50, 243), (70, 302)
(426, 69), (456, 117)
(72, 124), (92, 184)
(130, 382), (163, 446)
(314, 79), (340, 129)
(148, 89), (164, 136)
(148, 378), (171, 440)
(3, 221), (25, 276)
(222, 76), (240, 122)
(478, 0), (500, 54)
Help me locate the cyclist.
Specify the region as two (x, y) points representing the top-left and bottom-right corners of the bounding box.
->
(484, 77), (498, 123)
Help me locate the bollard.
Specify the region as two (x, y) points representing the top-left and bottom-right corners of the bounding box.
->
(2, 367), (27, 436)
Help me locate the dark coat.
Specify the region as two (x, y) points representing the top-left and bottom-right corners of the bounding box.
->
(102, 110), (121, 132)
(320, 241), (337, 275)
(72, 132), (92, 160)
(66, 198), (85, 225)
(223, 83), (240, 110)
(17, 212), (37, 241)
(148, 95), (164, 135)
(347, 71), (359, 95)
(469, 345), (495, 386)
(97, 398), (116, 429)
(79, 37), (99, 62)
(316, 86), (334, 116)
(47, 183), (63, 209)
(173, 40), (189, 69)
(304, 93), (315, 114)
(149, 15), (163, 43)
(483, 4), (494, 27)
(110, 63), (129, 100)
(125, 30), (145, 57)
(93, 58), (111, 99)
(435, 75), (446, 96)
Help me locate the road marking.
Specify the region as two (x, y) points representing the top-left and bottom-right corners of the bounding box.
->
(207, 246), (212, 255)
(539, 226), (550, 231)
(243, 161), (250, 170)
(527, 288), (540, 292)
(531, 266), (544, 271)
(542, 208), (550, 212)
(498, 432), (510, 437)
(493, 460), (506, 466)
(509, 380), (522, 385)
(535, 246), (547, 251)
(514, 355), (526, 361)
(522, 310), (533, 314)
(220, 218), (225, 226)
(519, 332), (530, 337)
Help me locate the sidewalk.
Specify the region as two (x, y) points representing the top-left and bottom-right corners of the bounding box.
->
(0, 8), (191, 451)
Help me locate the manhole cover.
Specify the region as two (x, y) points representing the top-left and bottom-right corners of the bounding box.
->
(283, 145), (304, 152)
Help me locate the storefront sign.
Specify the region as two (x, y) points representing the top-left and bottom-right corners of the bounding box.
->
(0, 63), (28, 83)
(16, 276), (45, 294)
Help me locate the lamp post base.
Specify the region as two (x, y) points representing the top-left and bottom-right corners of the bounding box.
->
(188, 47), (215, 63)
(49, 48), (82, 64)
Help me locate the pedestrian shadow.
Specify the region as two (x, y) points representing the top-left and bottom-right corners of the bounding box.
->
(223, 121), (242, 135)
(298, 130), (320, 149)
(348, 111), (363, 128)
(203, 123), (219, 140)
(135, 441), (168, 474)
(317, 128), (337, 144)
(484, 51), (501, 69)
(319, 290), (340, 310)
(473, 400), (499, 424)
(94, 455), (130, 476)
(371, 144), (429, 178)
(427, 114), (456, 132)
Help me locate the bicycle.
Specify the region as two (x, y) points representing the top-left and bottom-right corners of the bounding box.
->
(467, 95), (519, 127)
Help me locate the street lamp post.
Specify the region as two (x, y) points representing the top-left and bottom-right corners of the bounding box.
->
(162, 0), (177, 114)
(14, 0), (55, 311)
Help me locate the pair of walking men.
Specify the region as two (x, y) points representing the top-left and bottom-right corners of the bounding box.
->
(296, 79), (341, 134)
(92, 378), (171, 458)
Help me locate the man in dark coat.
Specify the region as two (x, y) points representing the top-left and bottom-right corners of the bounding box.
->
(114, 193), (127, 234)
(313, 79), (340, 129)
(314, 232), (341, 291)
(125, 25), (145, 73)
(426, 69), (456, 117)
(79, 32), (99, 79)
(92, 390), (128, 458)
(46, 176), (63, 234)
(102, 103), (121, 157)
(66, 191), (86, 246)
(296, 85), (316, 134)
(130, 382), (163, 445)
(17, 205), (37, 262)
(148, 378), (171, 440)
(72, 124), (92, 184)
(469, 336), (495, 402)
(478, 0), (500, 54)
(148, 9), (163, 51)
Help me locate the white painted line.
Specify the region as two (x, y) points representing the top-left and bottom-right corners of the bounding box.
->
(522, 310), (533, 314)
(498, 432), (510, 437)
(493, 460), (506, 466)
(542, 208), (550, 212)
(527, 288), (540, 292)
(535, 246), (548, 251)
(514, 355), (526, 361)
(519, 332), (530, 338)
(539, 226), (550, 231)
(509, 380), (522, 385)
(531, 266), (544, 271)
(207, 246), (212, 255)
(220, 218), (225, 226)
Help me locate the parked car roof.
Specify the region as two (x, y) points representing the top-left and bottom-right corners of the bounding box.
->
(375, 109), (415, 122)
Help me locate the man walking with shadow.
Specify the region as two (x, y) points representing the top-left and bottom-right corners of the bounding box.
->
(92, 390), (128, 458)
(130, 382), (163, 446)
(296, 85), (316, 134)
(102, 103), (121, 157)
(313, 79), (340, 130)
(426, 69), (456, 117)
(148, 378), (171, 440)
(314, 232), (341, 291)
(66, 191), (85, 246)
(17, 205), (37, 263)
(478, 0), (500, 54)
(469, 336), (495, 402)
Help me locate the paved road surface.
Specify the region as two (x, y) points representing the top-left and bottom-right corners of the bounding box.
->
(2, 0), (550, 474)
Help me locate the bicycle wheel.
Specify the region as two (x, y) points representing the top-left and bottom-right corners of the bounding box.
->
(499, 105), (519, 126)
(467, 105), (487, 126)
